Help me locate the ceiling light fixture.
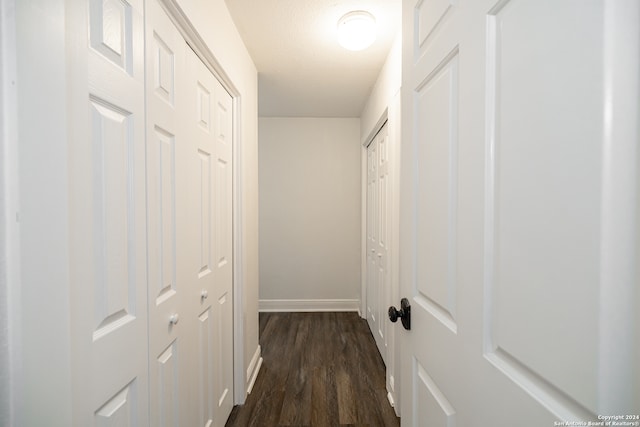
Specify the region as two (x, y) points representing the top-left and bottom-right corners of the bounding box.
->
(337, 11), (376, 51)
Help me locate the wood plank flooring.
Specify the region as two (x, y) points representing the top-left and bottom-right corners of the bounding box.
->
(225, 312), (400, 427)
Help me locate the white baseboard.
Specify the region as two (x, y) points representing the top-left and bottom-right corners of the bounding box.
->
(246, 345), (262, 395)
(259, 299), (360, 312)
(387, 390), (395, 408)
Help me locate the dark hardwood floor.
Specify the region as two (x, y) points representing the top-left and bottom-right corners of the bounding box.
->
(225, 312), (400, 427)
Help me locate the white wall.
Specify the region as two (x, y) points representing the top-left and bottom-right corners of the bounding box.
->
(360, 33), (402, 141)
(259, 117), (361, 311)
(358, 30), (402, 415)
(14, 0), (73, 425)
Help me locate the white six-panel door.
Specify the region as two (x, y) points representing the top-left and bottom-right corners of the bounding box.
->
(400, 0), (639, 425)
(366, 122), (391, 366)
(185, 45), (235, 427)
(145, 0), (192, 424)
(68, 0), (149, 424)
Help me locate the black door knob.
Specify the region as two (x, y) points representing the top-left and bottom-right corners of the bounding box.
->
(388, 298), (411, 330)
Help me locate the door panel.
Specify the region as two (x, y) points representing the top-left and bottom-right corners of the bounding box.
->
(415, 51), (458, 333)
(400, 0), (639, 425)
(487, 0), (604, 412)
(156, 341), (180, 427)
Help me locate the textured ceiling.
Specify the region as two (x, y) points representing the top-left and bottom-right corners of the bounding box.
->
(225, 0), (401, 117)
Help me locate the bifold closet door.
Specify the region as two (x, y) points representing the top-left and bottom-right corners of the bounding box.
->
(145, 1), (235, 425)
(185, 46), (235, 427)
(68, 0), (149, 424)
(366, 123), (390, 364)
(145, 0), (195, 425)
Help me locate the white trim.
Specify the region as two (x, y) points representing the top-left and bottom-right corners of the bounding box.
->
(245, 345), (262, 395)
(231, 95), (246, 404)
(259, 299), (360, 312)
(158, 0), (238, 97)
(360, 146), (368, 318)
(387, 391), (395, 408)
(388, 88), (402, 417)
(362, 111), (389, 148)
(1, 1), (19, 424)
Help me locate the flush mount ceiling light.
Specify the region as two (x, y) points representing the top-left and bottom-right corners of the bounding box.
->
(337, 11), (376, 51)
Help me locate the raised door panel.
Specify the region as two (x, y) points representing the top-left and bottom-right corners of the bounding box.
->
(414, 51), (458, 334)
(213, 290), (233, 425)
(483, 0), (625, 418)
(214, 85), (232, 275)
(147, 127), (176, 307)
(197, 149), (214, 278)
(89, 99), (136, 340)
(94, 381), (138, 427)
(156, 341), (180, 427)
(198, 308), (214, 427)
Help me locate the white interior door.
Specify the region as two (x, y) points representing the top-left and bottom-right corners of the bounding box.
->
(366, 122), (391, 365)
(399, 0), (639, 425)
(145, 0), (194, 425)
(366, 134), (380, 353)
(68, 0), (149, 424)
(185, 46), (235, 427)
(211, 64), (235, 427)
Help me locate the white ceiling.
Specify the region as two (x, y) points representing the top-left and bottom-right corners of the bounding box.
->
(225, 0), (401, 117)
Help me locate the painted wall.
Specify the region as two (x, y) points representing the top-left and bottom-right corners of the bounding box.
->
(176, 0), (260, 399)
(14, 0), (73, 424)
(360, 32), (402, 141)
(358, 30), (402, 415)
(259, 117), (361, 311)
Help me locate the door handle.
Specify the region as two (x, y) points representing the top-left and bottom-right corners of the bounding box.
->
(388, 298), (411, 330)
(169, 313), (180, 325)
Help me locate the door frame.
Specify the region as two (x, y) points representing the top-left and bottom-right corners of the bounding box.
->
(158, 0), (248, 404)
(1, 0), (19, 424)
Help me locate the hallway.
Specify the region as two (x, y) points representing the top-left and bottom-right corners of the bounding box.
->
(225, 312), (400, 426)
